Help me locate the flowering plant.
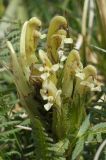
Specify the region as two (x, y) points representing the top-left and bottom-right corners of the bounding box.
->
(6, 16), (103, 160)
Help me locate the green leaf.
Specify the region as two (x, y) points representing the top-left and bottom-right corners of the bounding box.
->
(6, 151), (21, 157)
(77, 115), (90, 137)
(0, 120), (20, 128)
(0, 128), (21, 136)
(51, 138), (69, 157)
(72, 137), (84, 160)
(87, 134), (94, 143)
(32, 118), (52, 160)
(96, 133), (102, 143)
(90, 45), (106, 54)
(32, 117), (69, 160)
(86, 122), (106, 144)
(91, 122), (106, 132)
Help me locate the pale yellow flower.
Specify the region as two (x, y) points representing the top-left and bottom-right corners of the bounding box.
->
(40, 80), (61, 111)
(75, 65), (101, 94)
(62, 49), (83, 97)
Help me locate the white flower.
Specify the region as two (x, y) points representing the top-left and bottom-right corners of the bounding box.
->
(43, 90), (62, 111)
(40, 80), (62, 111)
(91, 85), (101, 92)
(40, 34), (46, 39)
(44, 96), (54, 111)
(81, 77), (101, 92)
(58, 49), (67, 62)
(38, 64), (59, 80)
(57, 49), (67, 68)
(94, 94), (105, 110)
(75, 65), (102, 93)
(94, 105), (102, 110)
(58, 37), (73, 65)
(38, 66), (45, 72)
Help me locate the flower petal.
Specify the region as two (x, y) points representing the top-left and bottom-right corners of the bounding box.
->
(48, 96), (54, 102)
(40, 72), (50, 80)
(40, 89), (48, 100)
(80, 80), (94, 88)
(58, 49), (64, 57)
(91, 86), (101, 92)
(44, 102), (53, 111)
(55, 90), (62, 98)
(75, 72), (85, 80)
(39, 66), (44, 72)
(60, 55), (67, 62)
(51, 64), (60, 71)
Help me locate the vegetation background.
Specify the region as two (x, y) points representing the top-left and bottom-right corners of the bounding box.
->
(0, 0), (106, 160)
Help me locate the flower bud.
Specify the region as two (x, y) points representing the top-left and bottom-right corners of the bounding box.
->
(76, 65), (101, 95)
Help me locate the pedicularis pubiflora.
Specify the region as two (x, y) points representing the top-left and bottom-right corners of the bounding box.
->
(7, 16), (101, 159)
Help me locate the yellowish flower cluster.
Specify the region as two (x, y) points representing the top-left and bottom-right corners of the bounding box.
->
(7, 16), (101, 112)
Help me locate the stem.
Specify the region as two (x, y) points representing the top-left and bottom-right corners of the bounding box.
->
(81, 0), (90, 66)
(93, 139), (106, 160)
(82, 0), (89, 36)
(96, 0), (106, 48)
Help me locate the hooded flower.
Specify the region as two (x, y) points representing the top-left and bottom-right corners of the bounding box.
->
(76, 65), (101, 95)
(19, 17), (41, 80)
(62, 49), (83, 98)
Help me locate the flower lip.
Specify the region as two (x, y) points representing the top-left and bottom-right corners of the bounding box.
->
(44, 102), (53, 111)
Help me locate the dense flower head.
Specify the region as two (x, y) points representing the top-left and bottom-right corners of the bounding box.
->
(7, 16), (102, 111)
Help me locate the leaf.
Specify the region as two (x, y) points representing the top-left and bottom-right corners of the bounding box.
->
(51, 138), (69, 155)
(87, 134), (94, 143)
(90, 45), (106, 54)
(86, 122), (106, 144)
(91, 122), (106, 132)
(96, 133), (102, 143)
(56, 139), (69, 153)
(6, 150), (21, 157)
(32, 118), (54, 160)
(0, 128), (21, 136)
(0, 120), (20, 128)
(77, 114), (90, 137)
(72, 137), (84, 160)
